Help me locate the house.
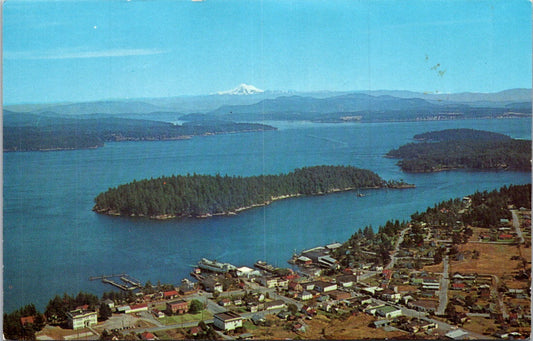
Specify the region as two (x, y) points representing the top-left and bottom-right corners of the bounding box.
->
(116, 305), (131, 313)
(277, 310), (291, 319)
(376, 305), (402, 319)
(373, 319), (391, 328)
(20, 316), (35, 326)
(102, 299), (115, 309)
(297, 256), (312, 265)
(499, 234), (514, 240)
(289, 281), (303, 292)
(179, 281), (197, 295)
(380, 288), (401, 303)
(219, 298), (231, 307)
(298, 291), (313, 301)
(213, 311), (243, 331)
(336, 274), (357, 288)
(451, 283), (466, 290)
(259, 276), (278, 288)
(329, 290), (351, 301)
(201, 278), (223, 293)
(421, 277), (440, 290)
(264, 300), (287, 310)
(276, 278), (289, 289)
(189, 326), (202, 336)
(301, 282), (316, 291)
(236, 266), (255, 277)
(314, 280), (337, 293)
(126, 303), (148, 314)
(479, 284), (491, 298)
(162, 290), (179, 300)
(166, 300), (189, 314)
(408, 300), (438, 313)
(66, 309), (98, 330)
(292, 323), (307, 332)
(318, 255), (339, 269)
(152, 309), (165, 318)
(140, 331), (156, 340)
(251, 314), (265, 325)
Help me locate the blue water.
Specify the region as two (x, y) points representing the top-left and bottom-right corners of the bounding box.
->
(3, 118), (531, 312)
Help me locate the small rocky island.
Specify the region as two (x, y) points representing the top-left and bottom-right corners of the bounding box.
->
(93, 165), (414, 219)
(386, 128), (531, 173)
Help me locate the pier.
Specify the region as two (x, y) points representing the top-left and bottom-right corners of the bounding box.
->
(89, 273), (140, 291)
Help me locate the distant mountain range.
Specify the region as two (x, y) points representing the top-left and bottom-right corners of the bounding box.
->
(4, 88), (530, 121)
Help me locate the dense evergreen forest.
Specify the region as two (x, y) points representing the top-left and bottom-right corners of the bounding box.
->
(93, 165), (411, 218)
(386, 129), (531, 172)
(3, 114), (275, 152)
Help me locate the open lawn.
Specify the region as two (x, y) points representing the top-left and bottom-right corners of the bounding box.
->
(461, 316), (498, 337)
(250, 313), (411, 339)
(160, 311), (213, 326)
(450, 242), (525, 276)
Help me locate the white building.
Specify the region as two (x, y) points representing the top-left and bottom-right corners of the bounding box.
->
(66, 309), (97, 330)
(213, 311), (243, 331)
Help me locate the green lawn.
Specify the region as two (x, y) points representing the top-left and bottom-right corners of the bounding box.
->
(159, 311), (213, 326)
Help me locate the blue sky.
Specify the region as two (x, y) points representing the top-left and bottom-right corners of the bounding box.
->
(3, 0), (531, 104)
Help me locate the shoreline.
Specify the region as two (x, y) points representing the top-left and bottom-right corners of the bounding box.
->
(93, 184), (415, 220)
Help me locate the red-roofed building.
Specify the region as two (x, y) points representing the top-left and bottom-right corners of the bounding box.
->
(499, 234), (514, 240)
(452, 283), (466, 290)
(382, 269), (393, 280)
(75, 305), (89, 311)
(126, 303), (148, 314)
(20, 316), (35, 326)
(163, 290), (179, 299)
(141, 331), (156, 340)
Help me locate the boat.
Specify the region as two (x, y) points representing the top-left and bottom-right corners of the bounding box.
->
(254, 260), (277, 273)
(197, 258), (236, 273)
(357, 192), (366, 197)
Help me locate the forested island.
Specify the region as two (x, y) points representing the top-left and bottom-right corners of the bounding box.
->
(93, 165), (414, 219)
(3, 113), (275, 152)
(386, 129), (531, 172)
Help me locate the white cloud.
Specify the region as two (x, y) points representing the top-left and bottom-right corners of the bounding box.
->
(4, 48), (167, 60)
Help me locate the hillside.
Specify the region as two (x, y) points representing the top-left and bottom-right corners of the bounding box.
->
(387, 129), (532, 172)
(3, 113), (275, 152)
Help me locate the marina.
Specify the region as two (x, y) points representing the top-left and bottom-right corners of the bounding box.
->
(89, 274), (141, 291)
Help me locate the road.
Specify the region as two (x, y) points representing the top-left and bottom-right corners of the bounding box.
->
(385, 226), (410, 270)
(436, 255), (449, 316)
(511, 210), (525, 244)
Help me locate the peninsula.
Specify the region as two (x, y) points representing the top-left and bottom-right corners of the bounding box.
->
(386, 129), (531, 173)
(93, 165), (414, 219)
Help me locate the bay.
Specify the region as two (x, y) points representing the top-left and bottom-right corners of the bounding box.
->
(3, 118), (531, 312)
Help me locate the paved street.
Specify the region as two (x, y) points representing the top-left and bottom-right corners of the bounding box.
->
(511, 210), (525, 244)
(436, 255), (449, 316)
(385, 227), (410, 270)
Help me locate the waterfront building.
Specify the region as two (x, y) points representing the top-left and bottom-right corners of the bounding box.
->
(66, 309), (97, 330)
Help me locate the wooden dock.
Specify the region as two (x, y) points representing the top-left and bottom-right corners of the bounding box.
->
(90, 273), (140, 291)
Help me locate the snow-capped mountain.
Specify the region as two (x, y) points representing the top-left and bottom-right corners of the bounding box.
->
(217, 84), (264, 95)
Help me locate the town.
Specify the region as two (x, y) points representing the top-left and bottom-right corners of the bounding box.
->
(6, 185), (531, 340)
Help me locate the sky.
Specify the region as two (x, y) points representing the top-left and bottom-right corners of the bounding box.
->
(2, 0), (532, 104)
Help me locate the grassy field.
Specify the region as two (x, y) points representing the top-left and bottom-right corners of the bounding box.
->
(450, 242), (524, 276)
(159, 311), (213, 325)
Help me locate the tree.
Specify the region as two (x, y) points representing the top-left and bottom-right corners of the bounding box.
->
(99, 303), (112, 321)
(288, 303), (298, 314)
(189, 299), (204, 314)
